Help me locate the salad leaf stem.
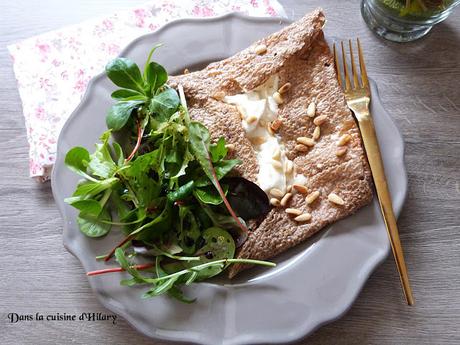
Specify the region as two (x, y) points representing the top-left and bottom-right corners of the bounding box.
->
(151, 244), (200, 261)
(206, 149), (249, 245)
(99, 189), (112, 209)
(143, 44), (163, 78)
(104, 234), (135, 262)
(126, 120), (144, 162)
(87, 263), (155, 276)
(138, 258), (276, 284)
(104, 212), (167, 261)
(87, 258), (275, 278)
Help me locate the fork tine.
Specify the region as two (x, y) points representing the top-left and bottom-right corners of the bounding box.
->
(349, 40), (360, 89)
(333, 43), (342, 88)
(357, 38), (369, 87)
(341, 41), (351, 91)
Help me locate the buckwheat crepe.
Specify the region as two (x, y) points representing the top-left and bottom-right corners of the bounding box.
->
(169, 8), (373, 278)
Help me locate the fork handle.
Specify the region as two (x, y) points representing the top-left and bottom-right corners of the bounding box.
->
(356, 112), (415, 306)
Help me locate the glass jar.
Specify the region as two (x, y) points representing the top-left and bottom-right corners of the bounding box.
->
(361, 0), (460, 42)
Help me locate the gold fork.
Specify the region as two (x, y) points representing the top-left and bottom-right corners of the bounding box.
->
(333, 39), (414, 306)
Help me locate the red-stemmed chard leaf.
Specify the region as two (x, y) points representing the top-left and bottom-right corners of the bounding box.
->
(104, 233), (136, 262)
(125, 120), (144, 162)
(87, 262), (154, 276)
(188, 121), (248, 246)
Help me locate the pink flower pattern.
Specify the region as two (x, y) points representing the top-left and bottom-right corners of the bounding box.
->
(8, 0), (285, 182)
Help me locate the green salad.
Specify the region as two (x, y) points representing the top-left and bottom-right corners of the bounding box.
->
(64, 45), (274, 302)
(380, 0), (455, 19)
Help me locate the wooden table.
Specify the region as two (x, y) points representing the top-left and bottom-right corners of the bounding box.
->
(1, 1), (459, 344)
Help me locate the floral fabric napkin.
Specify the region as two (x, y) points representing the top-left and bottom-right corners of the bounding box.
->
(8, 0), (286, 182)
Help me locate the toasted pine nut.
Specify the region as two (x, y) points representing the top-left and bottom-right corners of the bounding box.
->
(267, 124), (275, 136)
(293, 184), (308, 194)
(328, 193), (345, 205)
(295, 144), (309, 152)
(307, 102), (316, 117)
(225, 143), (235, 151)
(305, 191), (320, 204)
(183, 68), (190, 74)
(246, 115), (258, 124)
(269, 188), (284, 199)
(270, 198), (281, 207)
(271, 160), (283, 170)
(294, 213), (312, 222)
(285, 160), (294, 174)
(280, 192), (293, 207)
(286, 184), (293, 193)
(338, 134), (352, 146)
(259, 119), (267, 127)
(255, 44), (267, 55)
(341, 120), (355, 133)
(286, 208), (302, 216)
(250, 136), (266, 146)
(313, 115), (327, 126)
(272, 148), (281, 160)
(208, 70), (222, 77)
(336, 147), (348, 157)
(236, 105), (245, 119)
(273, 91), (283, 105)
(212, 91), (225, 101)
(270, 118), (282, 132)
(278, 82), (291, 94)
(313, 126), (321, 140)
(296, 137), (315, 147)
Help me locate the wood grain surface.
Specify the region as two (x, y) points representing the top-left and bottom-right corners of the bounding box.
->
(0, 1), (459, 344)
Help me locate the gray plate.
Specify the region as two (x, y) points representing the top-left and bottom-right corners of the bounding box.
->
(51, 13), (407, 345)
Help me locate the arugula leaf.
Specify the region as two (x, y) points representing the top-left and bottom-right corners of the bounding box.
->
(150, 87), (180, 120)
(106, 100), (144, 131)
(115, 248), (150, 285)
(145, 62), (167, 95)
(143, 274), (179, 298)
(152, 255), (195, 303)
(105, 58), (145, 94)
(77, 208), (112, 237)
(143, 258), (275, 285)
